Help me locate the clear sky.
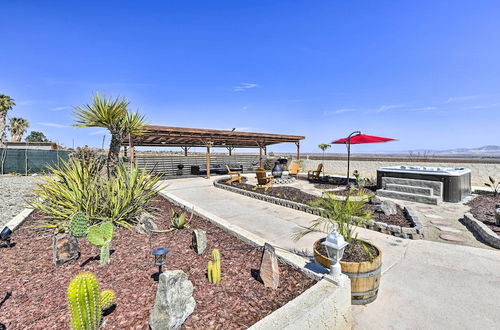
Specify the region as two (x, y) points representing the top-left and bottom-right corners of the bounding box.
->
(2, 0), (500, 154)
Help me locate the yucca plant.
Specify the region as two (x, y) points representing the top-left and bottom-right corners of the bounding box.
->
(484, 176), (499, 196)
(74, 92), (147, 176)
(30, 158), (162, 230)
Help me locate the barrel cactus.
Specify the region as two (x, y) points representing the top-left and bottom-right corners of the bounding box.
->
(207, 249), (221, 284)
(100, 289), (116, 310)
(67, 272), (101, 330)
(86, 222), (114, 265)
(69, 211), (88, 238)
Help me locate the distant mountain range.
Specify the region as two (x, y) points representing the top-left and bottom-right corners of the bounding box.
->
(407, 145), (500, 157)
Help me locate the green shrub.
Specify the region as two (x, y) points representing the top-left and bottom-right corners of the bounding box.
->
(30, 157), (162, 230)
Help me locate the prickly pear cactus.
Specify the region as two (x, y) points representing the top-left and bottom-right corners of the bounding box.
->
(69, 212), (88, 238)
(100, 289), (116, 310)
(67, 272), (101, 330)
(86, 222), (114, 265)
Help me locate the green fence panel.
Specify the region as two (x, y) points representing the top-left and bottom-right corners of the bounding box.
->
(0, 148), (71, 174)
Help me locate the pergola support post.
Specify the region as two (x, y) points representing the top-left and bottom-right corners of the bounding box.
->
(129, 134), (135, 164)
(295, 141), (300, 160)
(181, 146), (190, 156)
(227, 146), (234, 156)
(205, 141), (213, 179)
(257, 142), (263, 168)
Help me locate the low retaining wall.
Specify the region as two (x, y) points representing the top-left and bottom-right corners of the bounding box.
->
(213, 179), (424, 239)
(463, 213), (500, 249)
(301, 159), (500, 187)
(158, 189), (352, 329)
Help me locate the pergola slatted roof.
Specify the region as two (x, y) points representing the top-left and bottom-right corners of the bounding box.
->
(124, 125), (305, 148)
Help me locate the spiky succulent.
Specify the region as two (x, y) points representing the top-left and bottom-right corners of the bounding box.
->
(100, 289), (116, 310)
(207, 249), (221, 284)
(67, 272), (101, 330)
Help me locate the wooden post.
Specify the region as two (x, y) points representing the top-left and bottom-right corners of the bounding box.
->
(258, 143), (263, 168)
(295, 141), (300, 160)
(129, 134), (135, 164)
(206, 143), (211, 178)
(182, 146), (190, 156)
(264, 146), (267, 156)
(227, 147), (233, 156)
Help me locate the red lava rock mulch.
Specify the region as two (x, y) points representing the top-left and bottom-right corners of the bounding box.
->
(465, 193), (500, 234)
(0, 196), (316, 329)
(222, 181), (413, 227)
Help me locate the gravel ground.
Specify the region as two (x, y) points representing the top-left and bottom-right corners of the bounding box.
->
(0, 175), (43, 227)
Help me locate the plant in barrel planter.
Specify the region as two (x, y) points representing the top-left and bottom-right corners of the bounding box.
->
(293, 190), (382, 305)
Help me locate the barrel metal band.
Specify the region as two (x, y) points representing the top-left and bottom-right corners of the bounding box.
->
(343, 265), (381, 279)
(351, 288), (379, 297)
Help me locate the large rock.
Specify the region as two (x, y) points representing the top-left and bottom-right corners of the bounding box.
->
(137, 212), (158, 235)
(149, 270), (196, 330)
(376, 200), (398, 216)
(53, 233), (79, 266)
(259, 243), (280, 289)
(369, 196), (382, 205)
(191, 229), (207, 255)
(495, 208), (500, 226)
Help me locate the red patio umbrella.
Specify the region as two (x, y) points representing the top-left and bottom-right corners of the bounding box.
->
(331, 131), (396, 185)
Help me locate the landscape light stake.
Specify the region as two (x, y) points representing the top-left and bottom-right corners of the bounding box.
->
(152, 247), (169, 274)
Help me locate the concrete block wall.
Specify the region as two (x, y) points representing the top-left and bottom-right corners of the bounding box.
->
(301, 159), (500, 187)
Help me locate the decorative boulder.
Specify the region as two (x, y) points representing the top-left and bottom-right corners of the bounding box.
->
(137, 212), (158, 235)
(259, 243), (280, 289)
(370, 196), (382, 205)
(149, 270), (196, 330)
(376, 200), (398, 216)
(52, 233), (79, 266)
(191, 229), (207, 255)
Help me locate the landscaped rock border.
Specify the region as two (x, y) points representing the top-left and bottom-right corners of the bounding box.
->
(214, 178), (425, 240)
(158, 189), (352, 329)
(463, 213), (500, 249)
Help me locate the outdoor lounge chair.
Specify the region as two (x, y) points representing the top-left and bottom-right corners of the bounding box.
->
(253, 168), (274, 192)
(308, 163), (323, 181)
(225, 165), (243, 184)
(288, 162), (303, 177)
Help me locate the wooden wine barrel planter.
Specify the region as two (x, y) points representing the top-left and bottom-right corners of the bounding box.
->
(313, 238), (382, 305)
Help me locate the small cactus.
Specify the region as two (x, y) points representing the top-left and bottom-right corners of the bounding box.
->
(86, 222), (114, 265)
(67, 272), (101, 330)
(207, 249), (221, 284)
(100, 289), (116, 310)
(69, 211), (88, 237)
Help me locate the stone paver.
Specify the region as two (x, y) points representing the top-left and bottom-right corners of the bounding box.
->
(161, 176), (500, 330)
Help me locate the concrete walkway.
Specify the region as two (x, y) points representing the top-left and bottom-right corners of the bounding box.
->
(160, 176), (500, 329)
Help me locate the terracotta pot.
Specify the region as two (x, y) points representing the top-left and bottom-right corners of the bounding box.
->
(313, 238), (382, 305)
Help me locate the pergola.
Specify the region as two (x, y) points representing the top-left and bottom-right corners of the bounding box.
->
(123, 125), (305, 177)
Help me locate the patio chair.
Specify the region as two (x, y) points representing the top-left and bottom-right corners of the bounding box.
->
(253, 168), (274, 192)
(288, 162), (303, 177)
(225, 165), (243, 184)
(308, 163), (323, 181)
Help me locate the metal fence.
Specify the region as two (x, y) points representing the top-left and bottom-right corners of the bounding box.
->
(0, 148), (71, 175)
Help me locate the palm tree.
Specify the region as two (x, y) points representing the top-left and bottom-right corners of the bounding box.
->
(74, 92), (147, 176)
(9, 117), (29, 142)
(0, 94), (16, 145)
(318, 143), (331, 163)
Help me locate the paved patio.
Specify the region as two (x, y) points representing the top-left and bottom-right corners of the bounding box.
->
(160, 176), (500, 329)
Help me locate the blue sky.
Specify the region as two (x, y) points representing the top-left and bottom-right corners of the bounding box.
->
(2, 0), (500, 153)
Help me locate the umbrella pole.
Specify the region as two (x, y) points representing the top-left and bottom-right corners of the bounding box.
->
(346, 142), (350, 186)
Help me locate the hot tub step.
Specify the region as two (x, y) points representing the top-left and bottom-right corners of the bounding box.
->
(376, 189), (441, 205)
(381, 177), (443, 197)
(385, 184), (433, 196)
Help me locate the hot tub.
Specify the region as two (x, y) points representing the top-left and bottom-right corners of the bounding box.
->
(376, 166), (471, 202)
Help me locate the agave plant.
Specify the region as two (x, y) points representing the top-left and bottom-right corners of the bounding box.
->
(8, 117), (29, 142)
(74, 92), (147, 176)
(0, 94), (15, 144)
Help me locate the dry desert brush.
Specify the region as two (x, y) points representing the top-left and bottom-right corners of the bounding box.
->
(30, 157), (162, 230)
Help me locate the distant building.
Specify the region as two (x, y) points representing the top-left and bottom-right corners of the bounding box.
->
(3, 141), (61, 150)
